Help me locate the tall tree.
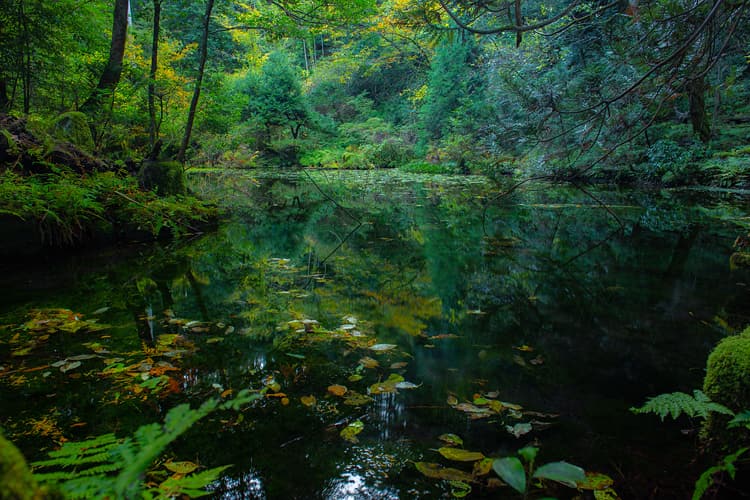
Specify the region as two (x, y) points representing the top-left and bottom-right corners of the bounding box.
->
(81, 0), (129, 113)
(148, 0), (162, 149)
(177, 0), (215, 163)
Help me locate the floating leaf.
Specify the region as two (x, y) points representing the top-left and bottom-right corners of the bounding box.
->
(370, 343), (398, 352)
(514, 345), (534, 352)
(91, 307), (110, 315)
(594, 487), (622, 500)
(530, 356), (544, 365)
(340, 420), (364, 443)
(395, 381), (421, 390)
(327, 385), (348, 397)
(493, 457), (526, 494)
(532, 461), (585, 487)
(447, 395), (459, 406)
(348, 374), (363, 382)
(300, 395), (317, 407)
(67, 354), (98, 361)
(438, 447), (484, 462)
(449, 480), (471, 498)
(359, 357), (379, 369)
(577, 472), (615, 491)
(506, 423), (533, 438)
(390, 362), (408, 369)
(343, 392), (374, 406)
(164, 461), (199, 474)
(415, 462), (473, 482)
(285, 353), (305, 359)
(438, 433), (463, 447)
(59, 361), (82, 373)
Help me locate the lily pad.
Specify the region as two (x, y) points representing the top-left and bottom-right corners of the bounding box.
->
(437, 447), (485, 462)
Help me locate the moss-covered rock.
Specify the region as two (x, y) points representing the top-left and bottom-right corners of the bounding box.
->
(0, 432), (42, 499)
(702, 327), (750, 448)
(730, 252), (750, 270)
(138, 160), (186, 196)
(50, 112), (94, 151)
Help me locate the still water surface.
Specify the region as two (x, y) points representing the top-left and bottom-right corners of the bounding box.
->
(1, 170), (749, 498)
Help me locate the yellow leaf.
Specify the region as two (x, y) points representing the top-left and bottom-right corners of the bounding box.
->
(164, 461), (199, 474)
(327, 384), (348, 397)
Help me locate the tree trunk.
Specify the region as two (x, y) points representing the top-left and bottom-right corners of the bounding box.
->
(0, 78), (10, 113)
(688, 76), (711, 143)
(177, 0), (215, 164)
(81, 0), (129, 113)
(148, 0), (161, 148)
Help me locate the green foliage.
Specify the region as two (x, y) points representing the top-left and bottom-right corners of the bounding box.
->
(49, 112), (94, 152)
(0, 431), (48, 500)
(491, 446), (586, 495)
(630, 390), (734, 421)
(693, 447), (748, 500)
(32, 392), (259, 499)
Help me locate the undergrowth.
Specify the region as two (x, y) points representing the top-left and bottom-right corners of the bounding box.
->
(0, 169), (217, 247)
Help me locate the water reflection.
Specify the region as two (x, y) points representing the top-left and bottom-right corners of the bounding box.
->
(1, 171), (748, 498)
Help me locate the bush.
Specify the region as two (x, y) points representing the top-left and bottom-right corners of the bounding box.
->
(138, 160), (186, 196)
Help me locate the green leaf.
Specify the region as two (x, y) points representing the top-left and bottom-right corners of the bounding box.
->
(438, 433), (464, 447)
(728, 411), (750, 429)
(518, 446), (539, 464)
(631, 390), (734, 421)
(437, 447), (485, 462)
(340, 420), (364, 443)
(493, 457), (526, 493)
(414, 462), (473, 482)
(532, 461), (586, 487)
(577, 471), (615, 491)
(449, 480), (472, 498)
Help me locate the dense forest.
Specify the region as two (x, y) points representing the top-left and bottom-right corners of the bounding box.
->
(2, 0), (750, 499)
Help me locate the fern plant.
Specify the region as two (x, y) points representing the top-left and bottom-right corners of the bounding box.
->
(32, 391), (259, 499)
(630, 390), (734, 421)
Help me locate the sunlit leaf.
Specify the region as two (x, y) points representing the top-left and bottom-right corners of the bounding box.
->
(493, 457), (526, 494)
(513, 345), (534, 352)
(164, 461), (199, 474)
(438, 433), (463, 447)
(327, 385), (348, 397)
(340, 420), (364, 443)
(300, 395), (317, 407)
(348, 374), (363, 382)
(438, 447), (484, 462)
(414, 462), (473, 482)
(594, 488), (622, 500)
(532, 461), (585, 487)
(390, 362), (409, 369)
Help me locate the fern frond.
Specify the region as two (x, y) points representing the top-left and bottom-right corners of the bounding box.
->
(631, 390), (734, 421)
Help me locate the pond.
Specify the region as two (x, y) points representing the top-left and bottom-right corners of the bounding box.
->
(1, 170), (749, 498)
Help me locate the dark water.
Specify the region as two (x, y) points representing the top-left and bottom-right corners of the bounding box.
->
(1, 170), (749, 499)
